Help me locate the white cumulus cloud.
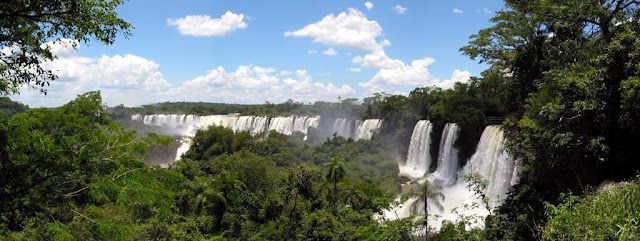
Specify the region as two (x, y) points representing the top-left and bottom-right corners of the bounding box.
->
(11, 41), (171, 107)
(352, 50), (404, 69)
(434, 69), (471, 89)
(12, 39), (354, 106)
(365, 2), (374, 10)
(286, 8), (455, 94)
(284, 8), (383, 51)
(322, 48), (338, 56)
(394, 5), (408, 14)
(167, 11), (248, 36)
(40, 38), (79, 58)
(359, 57), (437, 92)
(168, 67), (354, 103)
(453, 8), (464, 14)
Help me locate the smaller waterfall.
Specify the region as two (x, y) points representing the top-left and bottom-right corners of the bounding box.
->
(268, 116), (296, 135)
(220, 116), (239, 130)
(292, 116), (320, 140)
(175, 137), (192, 162)
(331, 118), (359, 139)
(234, 116), (254, 132)
(250, 117), (270, 135)
(400, 120), (433, 179)
(354, 119), (382, 141)
(330, 118), (381, 141)
(463, 125), (519, 208)
(131, 114), (143, 121)
(430, 123), (460, 186)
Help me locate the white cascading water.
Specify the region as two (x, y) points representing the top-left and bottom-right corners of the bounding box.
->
(131, 114), (330, 163)
(462, 125), (519, 208)
(383, 124), (520, 232)
(331, 118), (382, 141)
(400, 120), (433, 180)
(431, 123), (460, 186)
(354, 119), (382, 141)
(268, 116), (295, 135)
(250, 117), (270, 135)
(233, 116), (254, 133)
(132, 114), (380, 166)
(292, 116), (321, 140)
(331, 118), (358, 139)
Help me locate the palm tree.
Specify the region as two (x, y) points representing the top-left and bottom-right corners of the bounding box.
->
(408, 180), (445, 240)
(325, 156), (346, 212)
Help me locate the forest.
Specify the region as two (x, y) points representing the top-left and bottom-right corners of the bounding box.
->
(2, 0), (640, 240)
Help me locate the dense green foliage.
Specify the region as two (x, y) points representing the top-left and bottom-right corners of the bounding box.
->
(0, 93), (417, 240)
(458, 0), (640, 240)
(0, 0), (132, 95)
(0, 97), (28, 120)
(542, 178), (640, 240)
(0, 92), (171, 235)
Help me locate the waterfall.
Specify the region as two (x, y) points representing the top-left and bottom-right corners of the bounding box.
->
(132, 114), (325, 138)
(331, 118), (358, 139)
(354, 119), (382, 141)
(463, 125), (519, 207)
(131, 114), (382, 166)
(400, 120), (433, 179)
(431, 123), (460, 186)
(383, 124), (520, 231)
(250, 117), (270, 135)
(220, 116), (239, 130)
(131, 114), (142, 121)
(268, 116), (295, 135)
(234, 116), (254, 132)
(174, 137), (192, 162)
(330, 118), (381, 141)
(292, 116), (320, 140)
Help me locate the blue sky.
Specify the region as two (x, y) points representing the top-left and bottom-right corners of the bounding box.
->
(12, 0), (506, 107)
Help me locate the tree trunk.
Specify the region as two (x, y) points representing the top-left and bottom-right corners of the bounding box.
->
(333, 177), (338, 213)
(288, 192), (299, 239)
(424, 196), (429, 241)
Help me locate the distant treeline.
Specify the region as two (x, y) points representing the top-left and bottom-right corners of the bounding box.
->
(109, 98), (365, 119)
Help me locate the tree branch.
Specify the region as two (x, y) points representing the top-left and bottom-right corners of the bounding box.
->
(111, 168), (140, 181)
(63, 185), (89, 197)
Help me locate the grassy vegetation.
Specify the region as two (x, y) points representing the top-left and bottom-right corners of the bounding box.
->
(542, 178), (640, 240)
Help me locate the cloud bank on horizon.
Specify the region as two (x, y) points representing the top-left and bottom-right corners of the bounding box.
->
(11, 39), (354, 107)
(10, 2), (483, 107)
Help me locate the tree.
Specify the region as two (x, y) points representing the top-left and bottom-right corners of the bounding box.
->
(0, 97), (27, 119)
(461, 0), (640, 239)
(408, 180), (445, 240)
(325, 156), (346, 212)
(0, 91), (160, 231)
(463, 173), (492, 215)
(0, 0), (132, 95)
